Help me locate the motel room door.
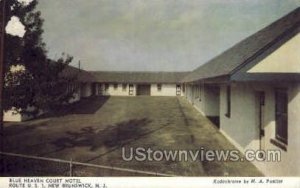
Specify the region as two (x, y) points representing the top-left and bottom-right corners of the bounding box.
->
(137, 84), (151, 95)
(129, 84), (134, 96)
(256, 91), (265, 151)
(176, 85), (181, 96)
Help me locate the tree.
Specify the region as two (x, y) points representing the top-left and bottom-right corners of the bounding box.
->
(3, 0), (76, 116)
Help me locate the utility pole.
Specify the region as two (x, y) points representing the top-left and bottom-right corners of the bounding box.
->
(0, 0), (7, 159)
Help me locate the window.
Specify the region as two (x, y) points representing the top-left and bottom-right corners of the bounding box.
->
(104, 83), (109, 91)
(225, 85), (231, 118)
(275, 88), (288, 144)
(122, 84), (127, 91)
(157, 84), (162, 91)
(113, 84), (118, 90)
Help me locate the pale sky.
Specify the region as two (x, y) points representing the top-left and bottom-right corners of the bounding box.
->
(37, 0), (300, 71)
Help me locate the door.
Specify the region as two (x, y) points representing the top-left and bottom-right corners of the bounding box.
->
(256, 91), (265, 151)
(176, 85), (181, 96)
(137, 84), (151, 96)
(129, 84), (134, 96)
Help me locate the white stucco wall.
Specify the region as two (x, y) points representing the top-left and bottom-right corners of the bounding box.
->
(220, 83), (260, 152)
(150, 84), (178, 96)
(101, 83), (136, 96)
(98, 83), (180, 96)
(186, 81), (300, 176)
(219, 82), (300, 176)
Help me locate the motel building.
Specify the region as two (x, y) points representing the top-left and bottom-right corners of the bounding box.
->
(89, 71), (187, 97)
(3, 7), (300, 177)
(183, 8), (300, 176)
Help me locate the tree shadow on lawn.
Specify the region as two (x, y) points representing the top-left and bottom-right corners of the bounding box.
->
(49, 118), (171, 159)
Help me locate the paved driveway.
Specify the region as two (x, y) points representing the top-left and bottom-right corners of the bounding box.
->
(2, 96), (262, 176)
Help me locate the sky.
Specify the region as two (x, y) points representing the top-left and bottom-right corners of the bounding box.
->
(37, 0), (300, 72)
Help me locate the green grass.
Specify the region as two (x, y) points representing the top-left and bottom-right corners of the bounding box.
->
(1, 96), (263, 176)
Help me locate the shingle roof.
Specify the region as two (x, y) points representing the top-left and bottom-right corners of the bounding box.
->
(62, 66), (188, 83)
(90, 71), (189, 84)
(183, 7), (300, 83)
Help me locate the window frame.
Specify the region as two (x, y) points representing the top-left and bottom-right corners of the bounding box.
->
(274, 88), (288, 145)
(157, 84), (162, 91)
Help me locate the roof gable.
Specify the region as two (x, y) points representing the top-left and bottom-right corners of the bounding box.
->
(183, 7), (300, 82)
(247, 33), (300, 73)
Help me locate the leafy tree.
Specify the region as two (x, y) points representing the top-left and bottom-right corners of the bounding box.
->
(3, 0), (77, 116)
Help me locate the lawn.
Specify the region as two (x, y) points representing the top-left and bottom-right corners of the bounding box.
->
(1, 96), (263, 176)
